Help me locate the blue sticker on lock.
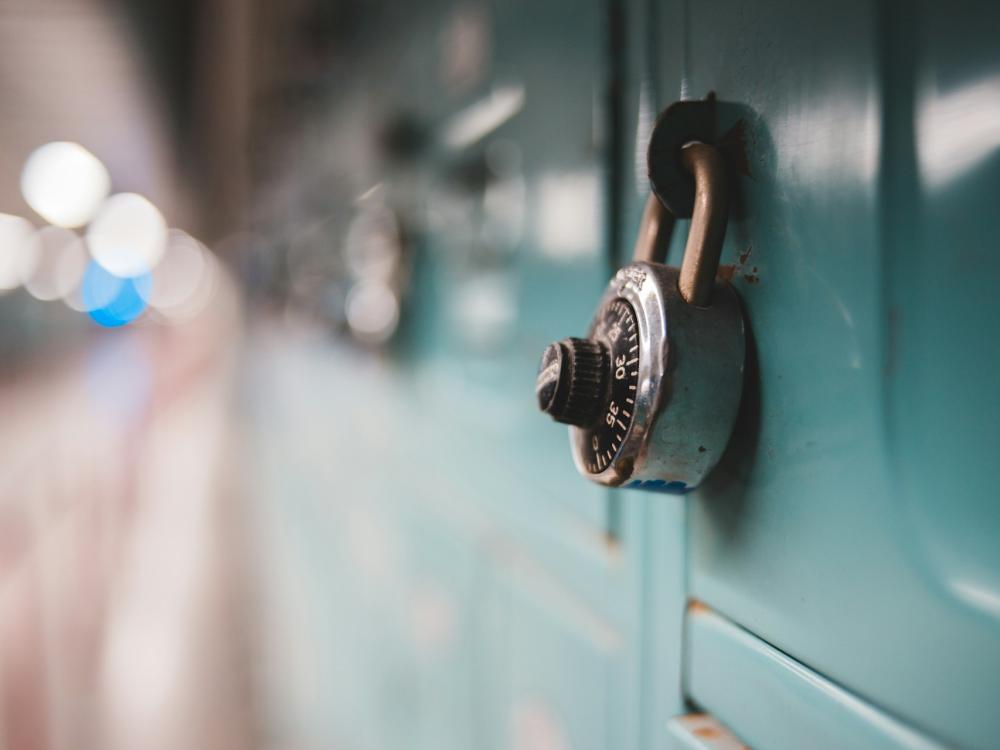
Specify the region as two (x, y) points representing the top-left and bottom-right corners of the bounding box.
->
(627, 479), (690, 494)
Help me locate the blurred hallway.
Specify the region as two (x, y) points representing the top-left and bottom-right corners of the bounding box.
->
(0, 274), (251, 749)
(2, 1), (998, 749)
(0, 0), (255, 746)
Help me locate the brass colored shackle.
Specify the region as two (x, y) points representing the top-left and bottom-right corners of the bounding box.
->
(633, 142), (730, 307)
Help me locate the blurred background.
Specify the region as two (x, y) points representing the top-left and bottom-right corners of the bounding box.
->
(0, 0), (626, 748)
(0, 0), (249, 747)
(3, 1), (1000, 749)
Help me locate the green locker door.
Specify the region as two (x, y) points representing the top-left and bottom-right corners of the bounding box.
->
(244, 1), (1000, 748)
(243, 0), (677, 747)
(638, 1), (1000, 747)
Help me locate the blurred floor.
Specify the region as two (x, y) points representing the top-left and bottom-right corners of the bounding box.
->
(238, 320), (432, 750)
(0, 271), (253, 750)
(0, 0), (259, 744)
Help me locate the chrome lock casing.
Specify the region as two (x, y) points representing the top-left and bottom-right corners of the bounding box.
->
(535, 98), (748, 494)
(571, 262), (745, 492)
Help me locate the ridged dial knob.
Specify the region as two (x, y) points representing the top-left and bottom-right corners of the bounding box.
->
(536, 337), (608, 426)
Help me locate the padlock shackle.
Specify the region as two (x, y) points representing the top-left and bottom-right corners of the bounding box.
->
(678, 142), (729, 307)
(633, 142), (729, 306)
(631, 193), (676, 264)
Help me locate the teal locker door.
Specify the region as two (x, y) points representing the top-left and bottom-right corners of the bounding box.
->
(401, 1), (654, 746)
(644, 1), (1000, 747)
(243, 0), (680, 748)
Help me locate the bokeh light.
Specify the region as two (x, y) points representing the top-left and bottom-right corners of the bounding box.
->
(25, 225), (88, 301)
(81, 260), (150, 328)
(346, 280), (399, 344)
(20, 142), (111, 228)
(140, 230), (214, 322)
(0, 213), (40, 291)
(87, 192), (167, 278)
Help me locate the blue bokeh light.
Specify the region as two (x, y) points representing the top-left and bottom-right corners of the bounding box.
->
(81, 260), (151, 328)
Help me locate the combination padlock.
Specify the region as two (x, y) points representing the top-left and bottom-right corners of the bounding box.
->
(535, 106), (745, 492)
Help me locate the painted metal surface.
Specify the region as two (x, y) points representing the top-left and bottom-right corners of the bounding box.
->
(241, 0), (1000, 747)
(243, 332), (671, 748)
(242, 0), (686, 748)
(655, 1), (1000, 747)
(684, 605), (945, 750)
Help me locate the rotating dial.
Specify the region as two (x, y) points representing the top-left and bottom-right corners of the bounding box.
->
(536, 299), (641, 475)
(577, 299), (640, 474)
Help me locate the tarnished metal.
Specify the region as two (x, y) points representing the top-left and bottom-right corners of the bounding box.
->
(631, 193), (675, 264)
(678, 142), (730, 307)
(542, 102), (744, 492)
(634, 142), (731, 307)
(569, 262), (744, 491)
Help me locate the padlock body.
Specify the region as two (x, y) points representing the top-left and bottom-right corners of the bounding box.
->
(570, 262), (745, 491)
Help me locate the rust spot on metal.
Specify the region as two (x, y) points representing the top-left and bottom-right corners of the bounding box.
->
(688, 599), (710, 614)
(720, 245), (760, 286)
(602, 530), (622, 551)
(694, 726), (721, 739)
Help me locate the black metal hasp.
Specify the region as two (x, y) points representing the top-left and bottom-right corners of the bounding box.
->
(646, 93), (718, 219)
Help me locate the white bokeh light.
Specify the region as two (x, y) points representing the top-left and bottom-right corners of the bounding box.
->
(87, 192), (167, 278)
(20, 142), (111, 228)
(25, 226), (89, 301)
(140, 230), (216, 322)
(346, 280), (399, 344)
(0, 214), (40, 291)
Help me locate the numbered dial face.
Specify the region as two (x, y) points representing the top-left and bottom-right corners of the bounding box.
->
(580, 299), (640, 473)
